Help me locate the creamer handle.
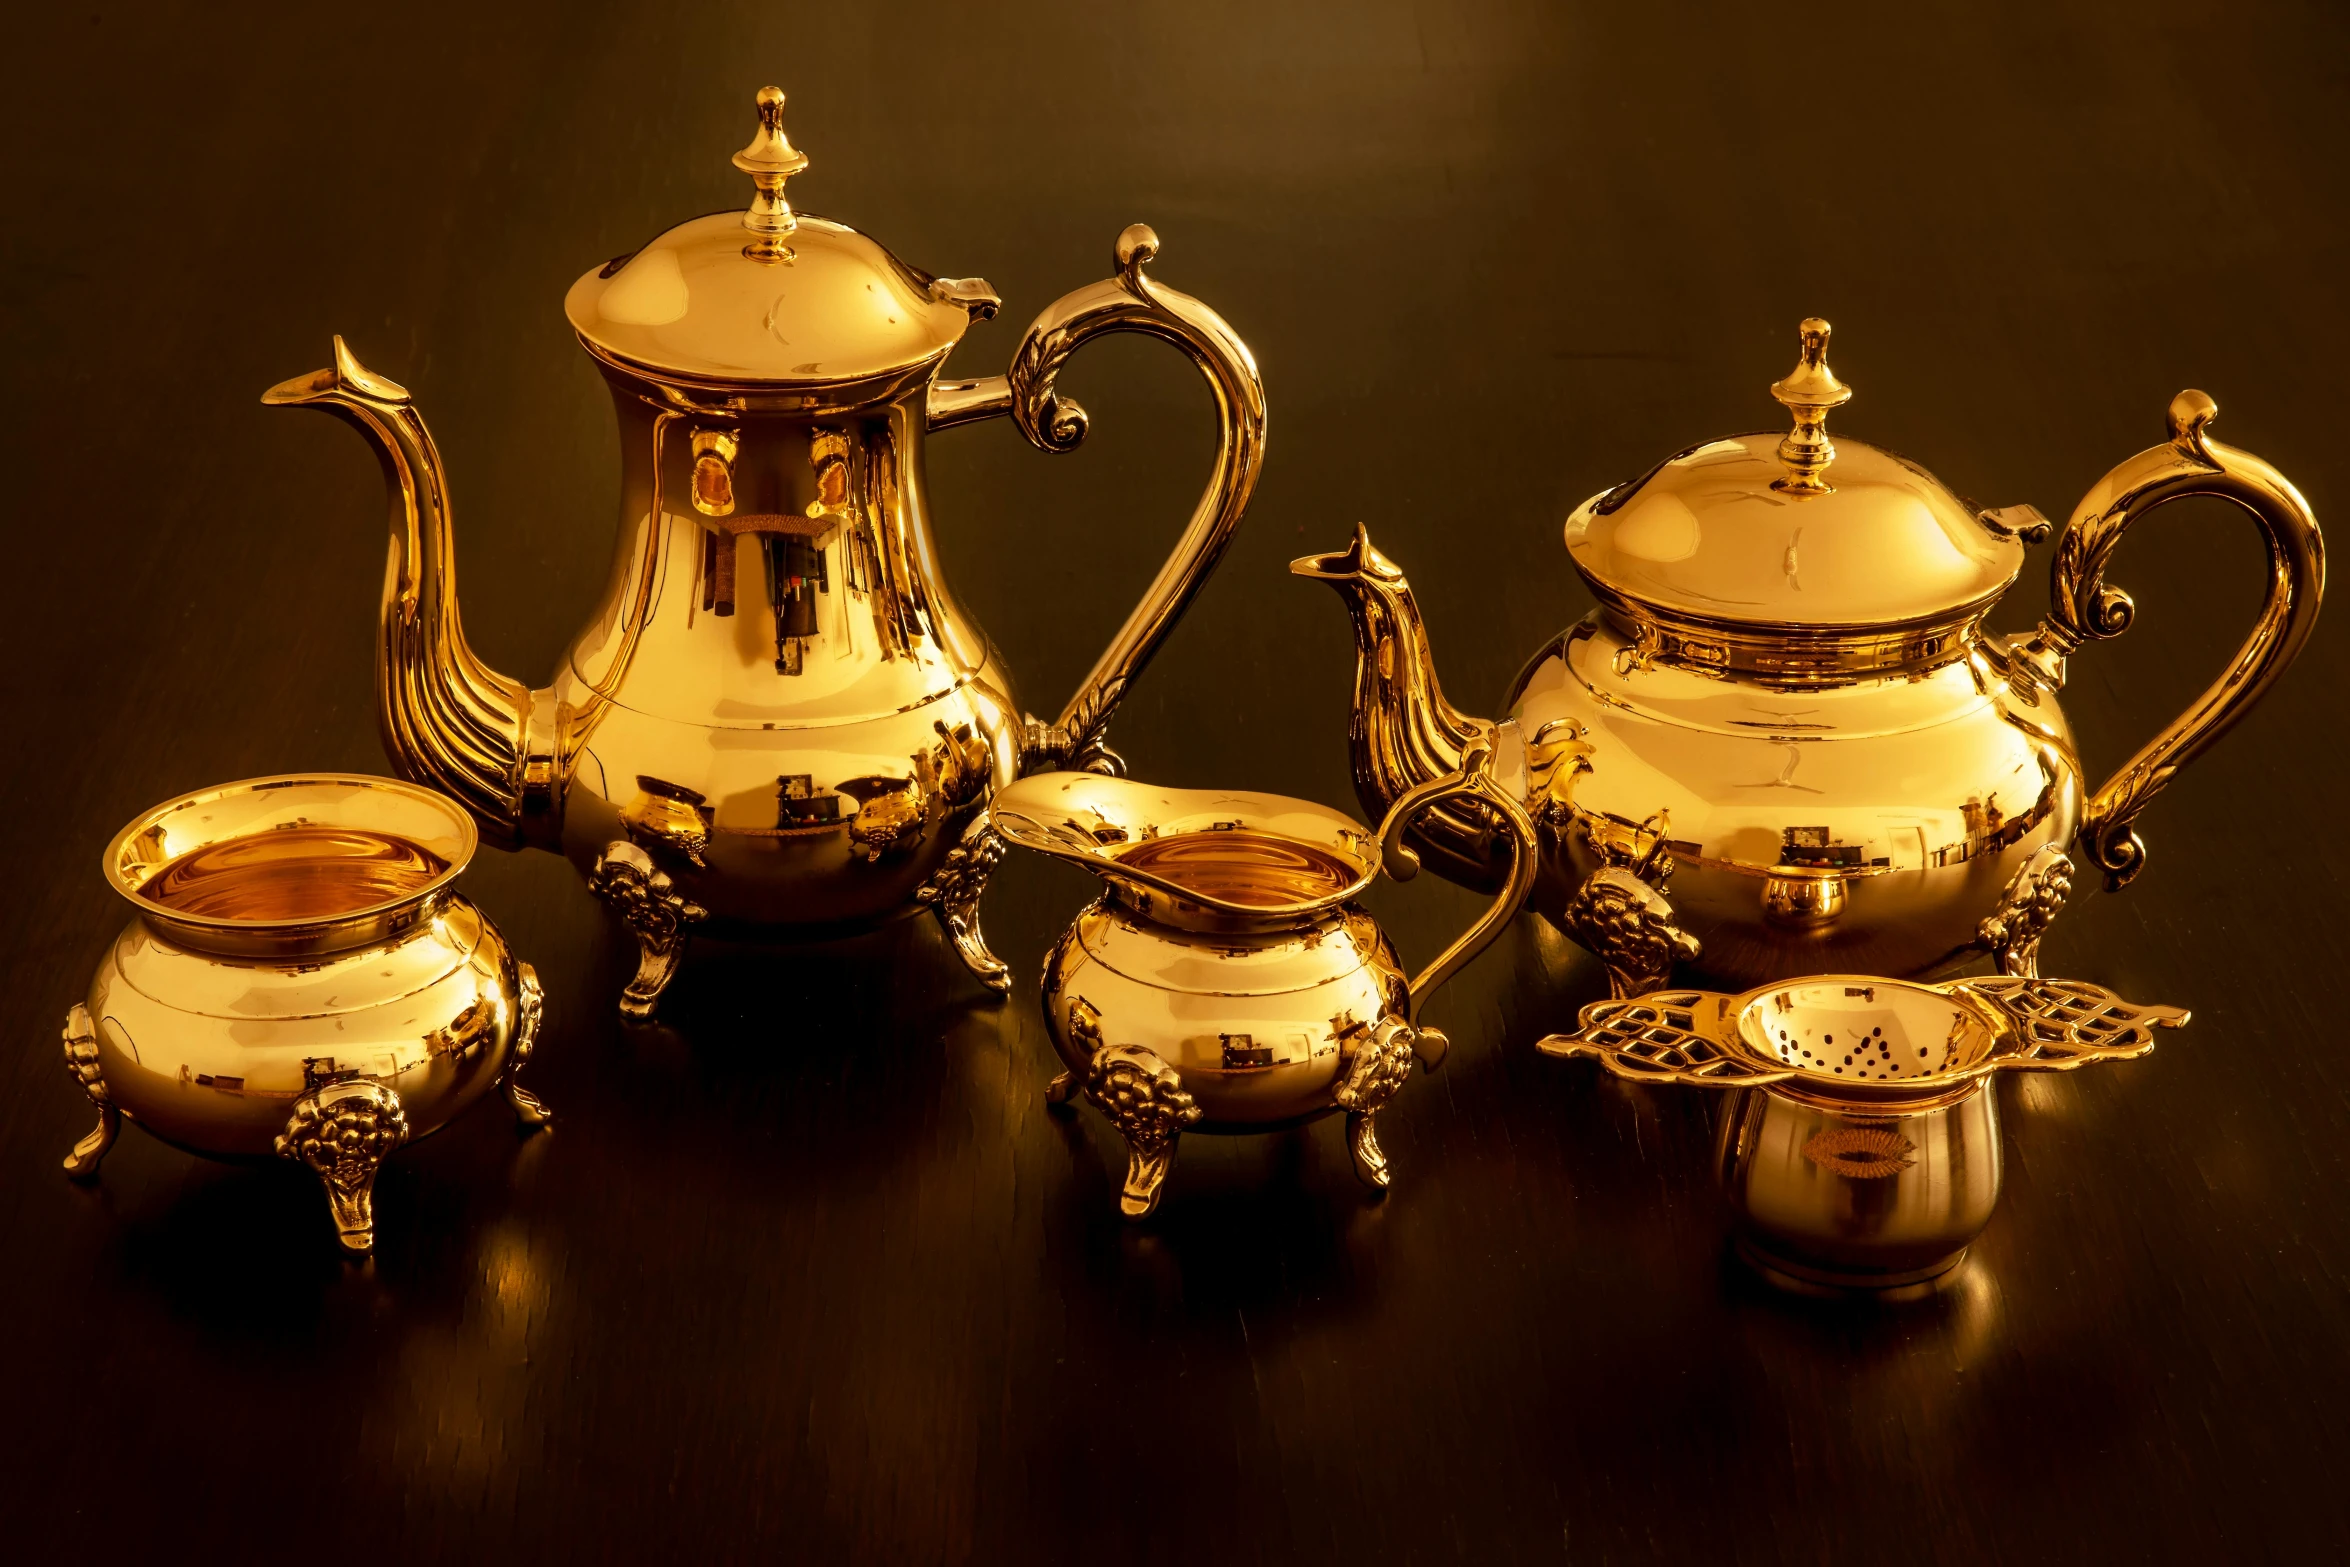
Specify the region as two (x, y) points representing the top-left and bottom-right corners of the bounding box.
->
(1373, 740), (1541, 1024)
(926, 224), (1266, 774)
(2005, 391), (2323, 890)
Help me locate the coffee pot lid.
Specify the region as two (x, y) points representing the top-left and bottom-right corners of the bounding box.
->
(563, 88), (995, 386)
(1563, 320), (2032, 631)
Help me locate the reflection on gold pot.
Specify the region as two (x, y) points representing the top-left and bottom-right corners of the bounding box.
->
(61, 774), (551, 1254)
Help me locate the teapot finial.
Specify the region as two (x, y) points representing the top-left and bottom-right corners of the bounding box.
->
(733, 86), (810, 256)
(1770, 317), (1852, 494)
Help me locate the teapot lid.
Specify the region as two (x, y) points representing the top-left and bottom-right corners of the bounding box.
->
(1563, 320), (2034, 631)
(563, 88), (996, 387)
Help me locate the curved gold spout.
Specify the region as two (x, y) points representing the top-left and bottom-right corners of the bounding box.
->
(1291, 524), (1510, 890)
(263, 338), (558, 848)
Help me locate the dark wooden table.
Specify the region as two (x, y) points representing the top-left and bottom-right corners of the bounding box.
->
(6, 2), (2347, 1559)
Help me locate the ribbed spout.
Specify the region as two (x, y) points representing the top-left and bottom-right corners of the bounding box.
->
(1291, 524), (1511, 890)
(264, 337), (550, 848)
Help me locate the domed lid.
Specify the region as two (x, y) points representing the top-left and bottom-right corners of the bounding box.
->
(1564, 320), (2041, 631)
(563, 88), (1000, 386)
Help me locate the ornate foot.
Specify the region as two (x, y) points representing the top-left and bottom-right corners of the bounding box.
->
(1333, 1017), (1422, 1191)
(1044, 1070), (1079, 1108)
(276, 1079), (409, 1255)
(1978, 845), (2074, 979)
(60, 1004), (119, 1180)
(588, 841), (707, 1021)
(502, 962), (553, 1128)
(1561, 866), (1700, 999)
(916, 815), (1009, 995)
(66, 1110), (119, 1179)
(1345, 1114), (1391, 1190)
(1077, 1042), (1201, 1220)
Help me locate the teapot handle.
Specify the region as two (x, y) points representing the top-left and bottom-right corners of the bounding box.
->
(926, 224), (1266, 773)
(2006, 391), (2324, 890)
(1373, 739), (1541, 1026)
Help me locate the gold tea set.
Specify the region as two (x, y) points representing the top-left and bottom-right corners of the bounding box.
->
(50, 89), (2321, 1288)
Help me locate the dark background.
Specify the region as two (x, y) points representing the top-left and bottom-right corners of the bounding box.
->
(4, 1), (2347, 1560)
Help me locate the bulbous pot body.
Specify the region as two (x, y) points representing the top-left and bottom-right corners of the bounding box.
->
(1504, 614), (2081, 985)
(80, 894), (531, 1164)
(1039, 897), (1409, 1133)
(546, 370), (1026, 938)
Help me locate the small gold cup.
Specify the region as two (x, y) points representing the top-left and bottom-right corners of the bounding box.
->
(60, 774), (551, 1254)
(1541, 976), (2187, 1292)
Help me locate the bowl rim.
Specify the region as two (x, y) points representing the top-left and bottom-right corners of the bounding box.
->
(993, 771), (1381, 921)
(101, 772), (478, 939)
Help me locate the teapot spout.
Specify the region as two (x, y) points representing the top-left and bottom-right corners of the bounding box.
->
(1292, 524), (1512, 890)
(264, 338), (556, 849)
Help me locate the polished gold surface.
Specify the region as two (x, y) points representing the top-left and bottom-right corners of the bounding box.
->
(63, 775), (550, 1254)
(1299, 318), (2323, 991)
(269, 85), (1266, 1019)
(1002, 743), (1536, 1218)
(1539, 974), (2186, 1288)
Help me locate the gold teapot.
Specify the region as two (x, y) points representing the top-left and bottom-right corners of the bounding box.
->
(1298, 319), (2322, 995)
(266, 87), (1265, 1018)
(1540, 974), (2187, 1290)
(994, 744), (1535, 1218)
(62, 775), (550, 1255)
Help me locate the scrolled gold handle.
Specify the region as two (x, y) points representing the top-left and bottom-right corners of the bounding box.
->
(1373, 739), (1541, 1025)
(927, 225), (1267, 773)
(2007, 391), (2324, 890)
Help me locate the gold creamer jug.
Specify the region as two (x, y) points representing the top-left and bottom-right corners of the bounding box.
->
(995, 743), (1537, 1218)
(1299, 320), (2321, 996)
(267, 88), (1265, 1018)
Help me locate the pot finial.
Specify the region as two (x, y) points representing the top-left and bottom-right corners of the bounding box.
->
(733, 86), (809, 253)
(1770, 317), (1852, 494)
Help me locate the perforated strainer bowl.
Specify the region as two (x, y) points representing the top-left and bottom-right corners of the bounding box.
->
(1738, 980), (1999, 1093)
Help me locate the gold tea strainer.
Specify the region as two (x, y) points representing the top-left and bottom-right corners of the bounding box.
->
(1541, 976), (2189, 1112)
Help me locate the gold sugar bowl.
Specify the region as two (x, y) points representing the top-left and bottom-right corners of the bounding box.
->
(995, 743), (1536, 1218)
(1541, 974), (2187, 1292)
(61, 775), (551, 1254)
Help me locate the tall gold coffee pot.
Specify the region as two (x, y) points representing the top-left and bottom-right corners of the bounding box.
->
(268, 88), (1265, 1017)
